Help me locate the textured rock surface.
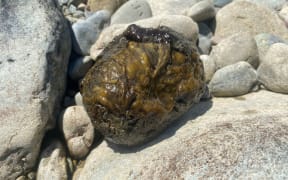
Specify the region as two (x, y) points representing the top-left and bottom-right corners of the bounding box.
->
(214, 1), (288, 42)
(37, 140), (68, 180)
(75, 90), (288, 179)
(257, 43), (288, 94)
(0, 0), (71, 179)
(81, 25), (205, 146)
(209, 61), (258, 97)
(111, 0), (152, 25)
(87, 0), (127, 13)
(59, 106), (94, 159)
(210, 32), (259, 69)
(90, 15), (198, 60)
(234, 0), (287, 11)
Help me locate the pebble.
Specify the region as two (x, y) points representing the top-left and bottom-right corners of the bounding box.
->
(59, 106), (95, 159)
(87, 0), (127, 13)
(257, 43), (288, 94)
(185, 0), (216, 22)
(68, 56), (94, 81)
(72, 10), (111, 55)
(254, 33), (287, 64)
(209, 61), (258, 97)
(111, 0), (152, 25)
(74, 92), (83, 106)
(210, 32), (259, 69)
(213, 0), (232, 7)
(200, 55), (216, 83)
(37, 140), (68, 180)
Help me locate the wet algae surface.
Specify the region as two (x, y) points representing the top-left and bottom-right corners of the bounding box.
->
(81, 24), (206, 146)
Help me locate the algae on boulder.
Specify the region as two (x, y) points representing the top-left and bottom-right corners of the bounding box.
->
(81, 24), (206, 146)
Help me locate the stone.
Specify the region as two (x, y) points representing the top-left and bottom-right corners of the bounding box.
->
(146, 0), (203, 16)
(58, 0), (69, 6)
(210, 32), (259, 69)
(254, 33), (287, 64)
(257, 43), (288, 94)
(68, 0), (85, 6)
(279, 5), (288, 26)
(74, 90), (288, 179)
(90, 15), (198, 59)
(198, 35), (211, 54)
(214, 1), (288, 42)
(72, 10), (110, 55)
(185, 0), (216, 22)
(200, 55), (216, 83)
(214, 0), (232, 7)
(81, 24), (206, 146)
(59, 106), (94, 159)
(87, 0), (127, 13)
(0, 0), (71, 179)
(68, 56), (94, 81)
(234, 0), (287, 11)
(111, 0), (152, 25)
(37, 140), (68, 180)
(74, 92), (83, 106)
(209, 61), (258, 97)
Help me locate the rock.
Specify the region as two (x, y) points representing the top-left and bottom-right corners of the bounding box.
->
(68, 56), (94, 81)
(0, 0), (71, 179)
(198, 35), (211, 54)
(59, 106), (95, 159)
(200, 55), (216, 83)
(146, 0), (203, 16)
(58, 0), (69, 6)
(234, 0), (287, 11)
(90, 15), (198, 59)
(257, 43), (288, 94)
(209, 61), (258, 97)
(72, 10), (110, 55)
(214, 1), (288, 42)
(254, 33), (287, 64)
(87, 0), (127, 13)
(81, 24), (205, 146)
(74, 92), (83, 106)
(74, 90), (288, 179)
(185, 0), (216, 22)
(210, 32), (259, 69)
(279, 5), (288, 26)
(214, 0), (232, 7)
(37, 140), (68, 180)
(68, 0), (85, 6)
(111, 0), (152, 25)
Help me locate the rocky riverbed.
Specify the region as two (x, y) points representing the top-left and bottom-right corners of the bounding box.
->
(0, 0), (288, 179)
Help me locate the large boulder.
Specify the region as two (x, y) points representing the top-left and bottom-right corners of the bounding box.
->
(0, 0), (71, 179)
(74, 90), (288, 179)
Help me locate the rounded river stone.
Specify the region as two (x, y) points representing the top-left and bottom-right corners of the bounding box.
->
(81, 24), (206, 146)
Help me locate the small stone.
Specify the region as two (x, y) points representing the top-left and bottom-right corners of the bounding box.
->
(254, 33), (287, 64)
(257, 43), (288, 94)
(198, 35), (212, 54)
(58, 0), (69, 6)
(210, 32), (259, 69)
(213, 0), (232, 7)
(185, 0), (216, 22)
(209, 61), (258, 97)
(72, 10), (110, 55)
(68, 0), (84, 6)
(87, 0), (127, 13)
(74, 92), (83, 106)
(200, 55), (216, 83)
(77, 3), (86, 11)
(68, 56), (94, 81)
(69, 4), (77, 14)
(111, 0), (152, 25)
(59, 106), (95, 159)
(37, 140), (68, 180)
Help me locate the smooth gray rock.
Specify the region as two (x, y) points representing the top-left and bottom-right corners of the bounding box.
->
(111, 0), (152, 25)
(0, 0), (71, 179)
(198, 35), (211, 54)
(214, 0), (232, 7)
(37, 140), (68, 180)
(72, 10), (110, 55)
(68, 56), (94, 81)
(234, 0), (287, 11)
(185, 0), (216, 22)
(257, 43), (288, 94)
(209, 61), (258, 97)
(74, 90), (288, 179)
(254, 33), (287, 64)
(59, 106), (94, 159)
(214, 1), (288, 42)
(200, 55), (216, 83)
(210, 32), (259, 69)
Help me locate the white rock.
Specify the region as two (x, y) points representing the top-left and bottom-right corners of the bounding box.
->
(200, 55), (216, 82)
(279, 5), (288, 25)
(59, 106), (94, 159)
(74, 90), (288, 179)
(257, 43), (288, 94)
(209, 61), (258, 97)
(74, 92), (83, 106)
(234, 0), (287, 11)
(210, 32), (259, 69)
(185, 0), (216, 22)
